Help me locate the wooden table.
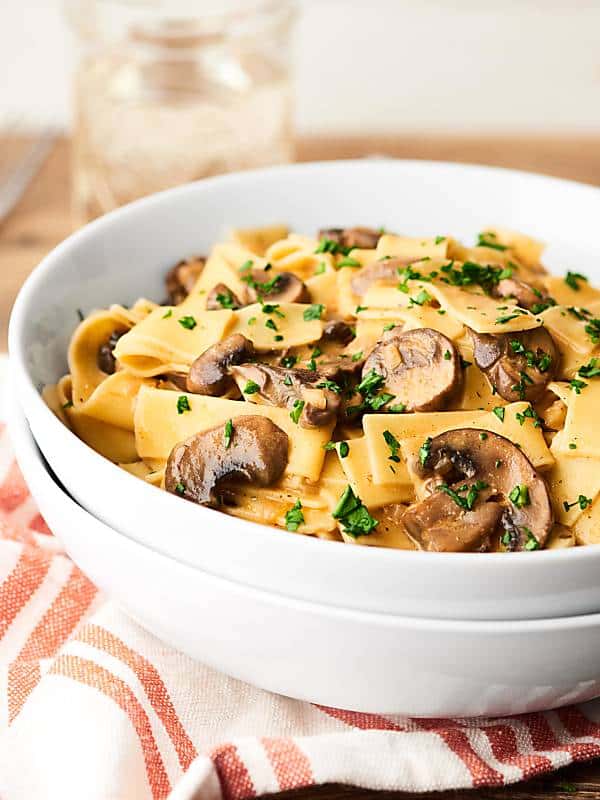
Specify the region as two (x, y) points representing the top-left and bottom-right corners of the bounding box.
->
(3, 135), (600, 799)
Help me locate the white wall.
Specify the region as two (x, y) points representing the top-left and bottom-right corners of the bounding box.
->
(3, 0), (600, 134)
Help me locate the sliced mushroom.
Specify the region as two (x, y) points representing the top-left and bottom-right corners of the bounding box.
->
(165, 416), (289, 505)
(351, 257), (409, 296)
(230, 363), (340, 428)
(97, 330), (125, 374)
(187, 334), (255, 396)
(403, 428), (553, 552)
(165, 257), (205, 305)
(205, 283), (244, 311)
(361, 327), (462, 412)
(469, 327), (558, 403)
(318, 227), (383, 250)
(246, 269), (310, 304)
(322, 320), (355, 346)
(492, 277), (548, 310)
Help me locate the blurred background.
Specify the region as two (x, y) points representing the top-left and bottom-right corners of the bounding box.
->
(3, 0), (600, 345)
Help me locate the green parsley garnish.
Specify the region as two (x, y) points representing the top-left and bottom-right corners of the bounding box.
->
(565, 271), (588, 291)
(437, 480), (489, 511)
(524, 528), (540, 551)
(563, 495), (593, 512)
(223, 419), (234, 449)
(337, 257), (361, 269)
(174, 482), (186, 495)
(323, 441), (337, 451)
(332, 485), (378, 537)
(382, 323), (395, 332)
(479, 432), (488, 440)
(569, 442), (577, 450)
(419, 437), (432, 467)
(569, 379), (587, 394)
(280, 355), (297, 368)
(261, 303), (285, 318)
(389, 403), (406, 413)
(315, 238), (353, 256)
(316, 379), (342, 393)
(61, 400), (73, 410)
(176, 395), (191, 414)
(515, 404), (542, 428)
(303, 304), (325, 321)
(357, 370), (384, 396)
(509, 484), (530, 508)
(443, 350), (451, 360)
(496, 313), (520, 324)
(410, 289), (433, 307)
(476, 231), (508, 251)
(243, 380), (260, 395)
(265, 318), (278, 332)
(178, 315), (197, 330)
(383, 430), (401, 462)
(215, 290), (237, 309)
(338, 441), (350, 458)
(290, 399), (305, 424)
(351, 351), (363, 362)
(162, 309), (173, 318)
(434, 235), (446, 244)
(284, 500), (304, 532)
(355, 305), (368, 314)
(493, 406), (505, 422)
(306, 358), (317, 371)
(314, 261), (327, 275)
(578, 358), (600, 379)
(248, 316), (256, 325)
(239, 259), (254, 272)
(283, 374), (293, 386)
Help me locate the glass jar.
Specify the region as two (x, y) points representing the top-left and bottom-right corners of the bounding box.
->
(65, 0), (296, 222)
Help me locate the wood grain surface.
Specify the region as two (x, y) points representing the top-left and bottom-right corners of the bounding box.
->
(2, 134), (600, 798)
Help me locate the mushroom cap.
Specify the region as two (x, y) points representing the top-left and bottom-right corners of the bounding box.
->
(97, 329), (125, 375)
(247, 269), (310, 304)
(186, 334), (255, 396)
(404, 427), (553, 552)
(230, 363), (341, 428)
(351, 257), (409, 296)
(362, 327), (462, 412)
(470, 327), (558, 403)
(322, 320), (356, 346)
(318, 226), (383, 250)
(165, 257), (205, 305)
(492, 277), (547, 310)
(165, 415), (289, 506)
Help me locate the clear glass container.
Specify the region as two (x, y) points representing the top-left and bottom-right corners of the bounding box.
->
(65, 0), (296, 222)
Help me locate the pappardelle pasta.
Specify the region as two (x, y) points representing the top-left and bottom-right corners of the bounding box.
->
(45, 224), (600, 552)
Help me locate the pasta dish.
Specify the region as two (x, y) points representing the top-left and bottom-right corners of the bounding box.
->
(44, 225), (600, 552)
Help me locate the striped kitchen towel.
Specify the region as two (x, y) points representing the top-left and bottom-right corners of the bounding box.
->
(0, 422), (600, 799)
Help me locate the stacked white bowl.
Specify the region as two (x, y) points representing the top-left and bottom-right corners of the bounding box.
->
(9, 161), (600, 717)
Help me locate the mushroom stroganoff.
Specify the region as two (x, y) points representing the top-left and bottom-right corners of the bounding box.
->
(44, 225), (600, 552)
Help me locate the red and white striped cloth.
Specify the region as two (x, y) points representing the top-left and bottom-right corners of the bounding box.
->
(0, 426), (600, 798)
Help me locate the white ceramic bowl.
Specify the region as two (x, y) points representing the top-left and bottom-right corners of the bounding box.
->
(8, 386), (600, 717)
(10, 160), (600, 621)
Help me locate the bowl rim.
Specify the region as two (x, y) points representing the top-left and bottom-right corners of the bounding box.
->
(10, 157), (600, 567)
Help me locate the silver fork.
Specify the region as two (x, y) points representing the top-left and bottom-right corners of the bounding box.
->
(0, 118), (56, 225)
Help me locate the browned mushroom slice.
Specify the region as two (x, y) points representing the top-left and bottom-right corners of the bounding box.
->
(165, 416), (289, 505)
(245, 269), (310, 304)
(492, 277), (549, 311)
(205, 283), (244, 311)
(361, 328), (462, 412)
(318, 227), (383, 250)
(230, 363), (340, 428)
(403, 428), (553, 552)
(469, 327), (558, 403)
(187, 334), (255, 396)
(322, 320), (355, 346)
(351, 257), (409, 296)
(165, 257), (205, 305)
(97, 330), (125, 374)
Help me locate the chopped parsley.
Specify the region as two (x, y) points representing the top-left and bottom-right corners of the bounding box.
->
(493, 406), (505, 422)
(355, 305), (368, 314)
(290, 399), (305, 424)
(524, 528), (540, 551)
(243, 380), (260, 395)
(460, 356), (472, 370)
(215, 290), (237, 309)
(306, 358), (317, 371)
(239, 259), (254, 272)
(563, 495), (593, 512)
(315, 237), (353, 256)
(223, 419), (234, 449)
(261, 303), (285, 318)
(337, 257), (361, 269)
(332, 485), (379, 537)
(383, 323), (395, 332)
(389, 403), (407, 413)
(515, 404), (542, 428)
(440, 259), (512, 293)
(479, 432), (488, 440)
(443, 350), (451, 360)
(419, 436), (432, 467)
(569, 442), (577, 450)
(323, 441), (337, 451)
(265, 318), (278, 332)
(496, 313), (520, 324)
(509, 484), (530, 508)
(476, 231), (508, 251)
(162, 309), (173, 318)
(316, 379), (342, 393)
(578, 357), (600, 379)
(303, 304), (325, 321)
(351, 351), (363, 362)
(248, 316), (257, 325)
(178, 315), (197, 330)
(509, 339), (551, 372)
(410, 289), (433, 307)
(434, 235), (446, 244)
(283, 374), (293, 386)
(338, 441), (350, 458)
(569, 379), (587, 394)
(511, 370), (534, 400)
(383, 430), (401, 462)
(274, 334), (284, 341)
(176, 395), (191, 414)
(61, 400), (73, 410)
(565, 271), (588, 291)
(174, 482), (186, 495)
(314, 261), (327, 275)
(280, 355), (297, 368)
(437, 480), (489, 511)
(284, 500), (304, 532)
